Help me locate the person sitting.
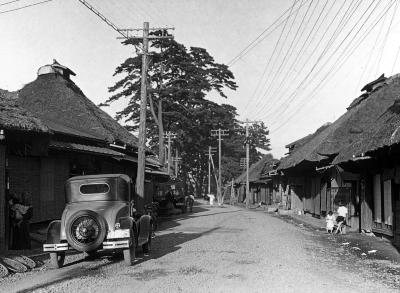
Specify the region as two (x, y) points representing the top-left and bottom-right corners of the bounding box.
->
(326, 211), (335, 233)
(335, 201), (348, 234)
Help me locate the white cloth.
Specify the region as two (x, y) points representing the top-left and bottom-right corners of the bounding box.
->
(326, 214), (335, 230)
(337, 206), (348, 217)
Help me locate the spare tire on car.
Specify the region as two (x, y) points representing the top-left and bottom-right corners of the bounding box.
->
(65, 210), (107, 252)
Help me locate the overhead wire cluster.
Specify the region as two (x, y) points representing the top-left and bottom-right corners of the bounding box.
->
(0, 0), (52, 14)
(228, 0), (400, 135)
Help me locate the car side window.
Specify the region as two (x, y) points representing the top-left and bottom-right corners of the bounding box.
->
(80, 183), (110, 195)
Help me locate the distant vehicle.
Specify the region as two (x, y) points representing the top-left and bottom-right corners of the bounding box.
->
(173, 193), (194, 213)
(43, 174), (152, 268)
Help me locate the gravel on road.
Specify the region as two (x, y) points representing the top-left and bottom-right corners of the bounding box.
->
(0, 202), (399, 293)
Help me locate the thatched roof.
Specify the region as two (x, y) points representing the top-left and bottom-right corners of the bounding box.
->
(18, 70), (139, 148)
(0, 89), (49, 133)
(333, 75), (400, 163)
(285, 133), (313, 150)
(235, 155), (276, 185)
(279, 73), (400, 169)
(278, 123), (331, 170)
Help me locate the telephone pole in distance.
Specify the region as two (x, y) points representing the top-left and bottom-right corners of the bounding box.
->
(238, 119), (261, 208)
(211, 129), (229, 204)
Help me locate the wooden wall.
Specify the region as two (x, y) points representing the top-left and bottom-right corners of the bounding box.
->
(8, 153), (69, 222)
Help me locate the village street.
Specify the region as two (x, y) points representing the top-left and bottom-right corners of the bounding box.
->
(0, 201), (399, 293)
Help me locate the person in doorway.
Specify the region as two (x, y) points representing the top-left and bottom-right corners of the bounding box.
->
(326, 211), (335, 233)
(336, 201), (348, 234)
(10, 192), (32, 249)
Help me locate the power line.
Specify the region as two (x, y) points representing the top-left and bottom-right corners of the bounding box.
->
(259, 0), (359, 120)
(269, 0), (386, 128)
(391, 45), (400, 75)
(76, 0), (127, 38)
(261, 0), (381, 124)
(252, 0), (333, 118)
(227, 0), (311, 67)
(0, 0), (24, 7)
(252, 0), (361, 119)
(375, 0), (398, 75)
(241, 0), (298, 116)
(0, 0), (52, 14)
(251, 0), (332, 118)
(270, 0), (396, 133)
(246, 0), (312, 117)
(250, 0), (318, 115)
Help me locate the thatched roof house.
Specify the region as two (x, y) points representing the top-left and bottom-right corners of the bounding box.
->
(0, 89), (49, 133)
(278, 123), (331, 170)
(333, 74), (400, 164)
(279, 73), (400, 171)
(18, 60), (138, 149)
(235, 155), (276, 185)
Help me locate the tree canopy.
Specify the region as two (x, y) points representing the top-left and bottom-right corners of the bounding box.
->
(104, 32), (272, 196)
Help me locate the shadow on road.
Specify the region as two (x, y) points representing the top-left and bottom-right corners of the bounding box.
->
(16, 205), (224, 292)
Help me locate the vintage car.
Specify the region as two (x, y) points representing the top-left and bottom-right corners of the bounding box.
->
(174, 194), (194, 213)
(43, 174), (152, 268)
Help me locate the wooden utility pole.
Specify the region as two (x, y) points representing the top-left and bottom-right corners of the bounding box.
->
(164, 131), (176, 175)
(119, 23), (173, 213)
(211, 129), (229, 205)
(239, 119), (261, 209)
(205, 146), (217, 195)
(135, 22), (150, 213)
(76, 3), (174, 212)
(173, 149), (182, 177)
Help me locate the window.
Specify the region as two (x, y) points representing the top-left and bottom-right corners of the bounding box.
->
(80, 183), (109, 194)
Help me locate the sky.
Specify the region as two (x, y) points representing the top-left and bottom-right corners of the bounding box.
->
(1, 0), (400, 158)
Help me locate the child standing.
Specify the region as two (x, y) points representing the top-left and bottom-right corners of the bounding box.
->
(326, 211), (335, 233)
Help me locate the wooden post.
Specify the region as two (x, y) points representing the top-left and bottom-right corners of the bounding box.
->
(245, 121), (250, 208)
(135, 21), (150, 213)
(0, 144), (6, 250)
(167, 133), (171, 175)
(208, 146), (211, 195)
(218, 129), (222, 203)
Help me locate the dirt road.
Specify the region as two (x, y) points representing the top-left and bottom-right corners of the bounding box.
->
(1, 202), (399, 293)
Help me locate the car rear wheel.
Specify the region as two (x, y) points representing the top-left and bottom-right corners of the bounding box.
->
(65, 210), (107, 252)
(49, 252), (65, 269)
(123, 229), (136, 266)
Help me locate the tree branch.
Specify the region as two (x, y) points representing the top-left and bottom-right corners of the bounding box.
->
(148, 94), (159, 126)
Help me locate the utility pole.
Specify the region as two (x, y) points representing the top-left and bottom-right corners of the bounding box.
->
(76, 2), (175, 212)
(164, 132), (176, 175)
(238, 119), (261, 208)
(173, 149), (182, 178)
(119, 23), (173, 213)
(135, 22), (150, 214)
(205, 146), (217, 195)
(211, 129), (229, 205)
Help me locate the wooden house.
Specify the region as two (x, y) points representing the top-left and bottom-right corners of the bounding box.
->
(0, 89), (51, 249)
(278, 73), (400, 242)
(0, 61), (167, 250)
(332, 74), (400, 246)
(234, 155), (276, 205)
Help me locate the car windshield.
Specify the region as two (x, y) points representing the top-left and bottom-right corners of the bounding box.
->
(80, 183), (109, 195)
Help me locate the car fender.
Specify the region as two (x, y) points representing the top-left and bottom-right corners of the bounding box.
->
(137, 215), (151, 245)
(46, 220), (62, 244)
